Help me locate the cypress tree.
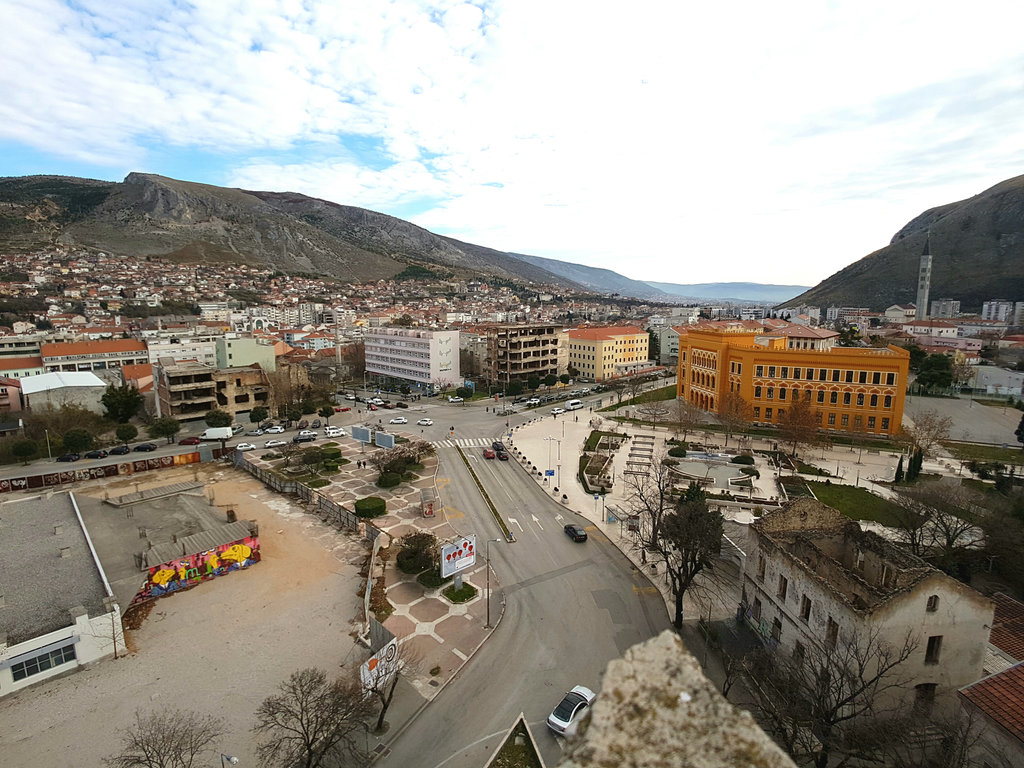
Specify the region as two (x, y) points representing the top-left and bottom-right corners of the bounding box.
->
(894, 455), (904, 483)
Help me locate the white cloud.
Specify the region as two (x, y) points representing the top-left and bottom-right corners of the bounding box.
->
(2, 0), (1024, 285)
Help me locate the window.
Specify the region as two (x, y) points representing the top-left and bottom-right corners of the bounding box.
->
(779, 388), (787, 401)
(780, 366), (788, 379)
(753, 597), (762, 621)
(800, 595), (812, 622)
(767, 387), (774, 399)
(765, 407), (773, 420)
(826, 617), (839, 647)
(771, 617), (782, 642)
(926, 595), (939, 612)
(754, 385), (762, 398)
(768, 365), (776, 378)
(757, 554), (766, 581)
(793, 368), (801, 380)
(870, 394), (878, 407)
(887, 373), (896, 385)
(819, 368), (827, 380)
(817, 390), (825, 403)
(830, 391), (838, 404)
(755, 365), (764, 377)
(11, 644), (77, 681)
(845, 370), (854, 383)
(884, 395), (893, 408)
(794, 641), (806, 665)
(925, 635), (943, 665)
(856, 393), (864, 406)
(816, 412), (823, 424)
(859, 371), (867, 384)
(868, 416), (876, 430)
(841, 414), (849, 427)
(843, 392), (852, 405)
(882, 417), (890, 431)
(805, 368), (813, 381)
(828, 413), (836, 426)
(753, 407), (760, 419)
(914, 684), (937, 718)
(832, 369), (840, 382)
(777, 574), (788, 601)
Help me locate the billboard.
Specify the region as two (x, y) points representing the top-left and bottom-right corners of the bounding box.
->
(440, 534), (476, 578)
(374, 431), (395, 449)
(350, 426), (371, 444)
(360, 637), (399, 691)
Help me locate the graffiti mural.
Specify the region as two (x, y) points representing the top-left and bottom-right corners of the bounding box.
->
(130, 534), (261, 606)
(0, 450), (210, 495)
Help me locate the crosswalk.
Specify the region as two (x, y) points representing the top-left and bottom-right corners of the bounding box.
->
(430, 437), (496, 449)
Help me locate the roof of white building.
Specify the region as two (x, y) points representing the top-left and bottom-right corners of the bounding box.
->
(19, 371), (106, 394)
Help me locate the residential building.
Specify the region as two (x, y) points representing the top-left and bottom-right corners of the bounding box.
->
(958, 663), (1024, 766)
(154, 362), (270, 421)
(743, 499), (993, 719)
(567, 326), (649, 382)
(0, 334), (43, 360)
(677, 322), (909, 437)
(0, 378), (23, 411)
(982, 300), (1016, 323)
(364, 327), (460, 390)
(884, 304), (918, 323)
(20, 372), (107, 413)
(41, 339), (148, 373)
(930, 298), (961, 319)
(0, 492), (125, 698)
(458, 329), (488, 379)
(825, 306), (870, 325)
(901, 319), (958, 339)
(215, 336), (276, 372)
(145, 337), (218, 367)
(482, 323), (563, 385)
(0, 356), (45, 379)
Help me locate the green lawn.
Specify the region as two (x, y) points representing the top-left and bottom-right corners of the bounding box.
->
(943, 442), (1024, 464)
(805, 481), (903, 527)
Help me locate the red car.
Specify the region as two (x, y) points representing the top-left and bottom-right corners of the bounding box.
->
(483, 448), (496, 459)
(334, 406), (351, 412)
(368, 405), (378, 411)
(178, 436), (202, 445)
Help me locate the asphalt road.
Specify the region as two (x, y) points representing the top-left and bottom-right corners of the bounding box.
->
(376, 440), (670, 768)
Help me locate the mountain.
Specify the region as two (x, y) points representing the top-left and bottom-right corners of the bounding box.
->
(0, 173), (589, 290)
(506, 253), (673, 300)
(782, 175), (1024, 312)
(644, 281), (811, 303)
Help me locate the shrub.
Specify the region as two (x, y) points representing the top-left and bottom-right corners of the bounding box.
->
(321, 447), (342, 460)
(731, 455), (755, 465)
(417, 568), (452, 588)
(377, 472), (401, 488)
(740, 467), (760, 478)
(322, 462), (339, 472)
(354, 496), (386, 518)
(668, 446), (687, 458)
(397, 548), (432, 574)
(443, 583), (477, 603)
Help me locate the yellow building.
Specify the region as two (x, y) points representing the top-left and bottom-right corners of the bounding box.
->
(677, 322), (909, 437)
(567, 326), (649, 382)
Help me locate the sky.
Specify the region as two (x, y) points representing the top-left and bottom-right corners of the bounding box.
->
(2, 1), (1024, 287)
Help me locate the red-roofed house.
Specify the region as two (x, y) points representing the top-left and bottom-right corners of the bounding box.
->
(0, 356), (45, 378)
(959, 663), (1024, 766)
(41, 339), (148, 373)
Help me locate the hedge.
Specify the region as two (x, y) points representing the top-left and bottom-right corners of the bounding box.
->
(731, 455), (755, 465)
(668, 446), (687, 458)
(354, 496), (387, 518)
(321, 447), (342, 460)
(377, 472), (401, 488)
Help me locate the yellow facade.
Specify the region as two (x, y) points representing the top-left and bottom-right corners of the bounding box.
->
(677, 327), (909, 437)
(567, 326), (649, 382)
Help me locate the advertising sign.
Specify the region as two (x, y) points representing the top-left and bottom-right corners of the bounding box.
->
(360, 638), (399, 691)
(374, 431), (395, 449)
(440, 534), (476, 578)
(351, 426), (371, 444)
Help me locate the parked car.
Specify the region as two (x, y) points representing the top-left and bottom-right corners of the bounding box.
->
(381, 402), (395, 409)
(231, 424), (244, 435)
(235, 443), (257, 451)
(84, 449), (108, 459)
(334, 406), (351, 412)
(264, 425), (285, 434)
(496, 450), (509, 461)
(298, 430), (318, 438)
(311, 419), (322, 429)
(345, 393), (356, 400)
(246, 428), (264, 436)
(109, 445), (131, 455)
(551, 407), (565, 415)
(324, 427), (346, 437)
(292, 434), (316, 444)
(260, 420), (274, 429)
(133, 443), (158, 452)
(491, 441), (506, 452)
(417, 418), (433, 426)
(297, 419), (310, 429)
(56, 453), (81, 462)
(389, 416), (408, 424)
(264, 439), (288, 448)
(547, 686), (596, 734)
(564, 524), (588, 542)
(526, 397), (540, 405)
(483, 448), (496, 459)
(178, 436), (202, 445)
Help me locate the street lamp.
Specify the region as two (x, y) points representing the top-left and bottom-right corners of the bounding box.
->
(220, 755), (239, 767)
(485, 538), (503, 629)
(44, 428), (52, 460)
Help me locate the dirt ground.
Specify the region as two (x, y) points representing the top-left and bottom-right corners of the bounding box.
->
(0, 463), (370, 767)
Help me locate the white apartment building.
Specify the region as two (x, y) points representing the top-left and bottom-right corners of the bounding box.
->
(982, 300), (1015, 323)
(742, 500), (993, 718)
(146, 337), (218, 367)
(365, 327), (460, 388)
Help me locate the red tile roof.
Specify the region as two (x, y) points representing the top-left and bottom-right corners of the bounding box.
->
(960, 662), (1024, 742)
(567, 325), (645, 340)
(0, 356), (43, 371)
(40, 339), (146, 357)
(991, 593), (1024, 662)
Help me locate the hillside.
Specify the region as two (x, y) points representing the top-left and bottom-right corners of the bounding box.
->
(645, 281), (810, 303)
(783, 175), (1024, 312)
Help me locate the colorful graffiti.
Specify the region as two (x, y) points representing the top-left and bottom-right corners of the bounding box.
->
(130, 534), (260, 606)
(0, 450), (210, 494)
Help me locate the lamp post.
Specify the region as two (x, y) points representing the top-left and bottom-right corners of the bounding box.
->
(485, 537), (502, 629)
(220, 755), (239, 767)
(44, 429), (52, 461)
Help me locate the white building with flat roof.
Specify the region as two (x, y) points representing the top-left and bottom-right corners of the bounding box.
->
(365, 327), (460, 389)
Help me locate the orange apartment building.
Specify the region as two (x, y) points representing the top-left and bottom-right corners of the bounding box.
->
(677, 322), (910, 437)
(567, 326), (649, 382)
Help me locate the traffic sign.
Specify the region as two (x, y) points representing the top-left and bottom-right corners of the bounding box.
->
(545, 469), (555, 476)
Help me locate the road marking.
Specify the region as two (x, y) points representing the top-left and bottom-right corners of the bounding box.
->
(531, 514), (543, 531)
(436, 477), (449, 489)
(632, 584), (660, 595)
(508, 517), (523, 532)
(445, 504), (464, 520)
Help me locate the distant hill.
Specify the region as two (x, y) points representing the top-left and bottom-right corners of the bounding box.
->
(782, 174), (1024, 312)
(508, 253), (673, 300)
(645, 281), (810, 303)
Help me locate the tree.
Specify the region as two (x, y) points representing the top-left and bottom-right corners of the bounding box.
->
(101, 384), (144, 423)
(116, 423), (138, 446)
(362, 639), (421, 732)
(1016, 413), (1024, 452)
(62, 427), (94, 454)
(745, 628), (918, 768)
(252, 668), (374, 768)
(527, 374), (540, 392)
(901, 408), (952, 457)
(505, 380), (524, 397)
(916, 353), (954, 392)
(624, 451), (679, 555)
(892, 481), (985, 573)
(894, 454), (905, 483)
(543, 373), (558, 388)
(147, 417), (181, 444)
(655, 484), (723, 629)
(559, 374), (570, 385)
(717, 391), (752, 446)
(204, 409), (232, 428)
(317, 405), (334, 425)
(250, 406), (269, 425)
(668, 399), (704, 444)
(455, 386), (472, 399)
(778, 394), (820, 457)
(636, 400), (670, 431)
(12, 438), (36, 464)
(104, 708), (224, 768)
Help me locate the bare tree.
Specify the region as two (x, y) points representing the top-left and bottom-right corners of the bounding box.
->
(105, 709), (224, 768)
(636, 400), (670, 431)
(252, 667), (374, 768)
(901, 408), (953, 457)
(605, 378), (627, 405)
(745, 628), (919, 768)
(655, 484), (723, 629)
(717, 391), (752, 446)
(893, 481), (985, 572)
(623, 450), (679, 556)
(881, 705), (1016, 768)
(777, 394), (821, 458)
(667, 398), (704, 444)
(362, 639), (421, 732)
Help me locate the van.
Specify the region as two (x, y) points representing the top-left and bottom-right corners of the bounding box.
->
(566, 399), (583, 410)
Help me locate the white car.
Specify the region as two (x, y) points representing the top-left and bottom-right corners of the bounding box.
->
(417, 418), (433, 426)
(344, 393), (356, 400)
(264, 439), (287, 448)
(246, 428), (264, 436)
(551, 407), (565, 415)
(547, 685), (596, 734)
(324, 427), (346, 437)
(235, 443), (257, 452)
(526, 397), (540, 405)
(264, 425), (285, 434)
(389, 416), (408, 424)
(298, 430), (318, 437)
(448, 396), (464, 403)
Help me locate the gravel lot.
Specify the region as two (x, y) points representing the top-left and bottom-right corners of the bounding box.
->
(904, 394), (1021, 445)
(0, 464), (368, 767)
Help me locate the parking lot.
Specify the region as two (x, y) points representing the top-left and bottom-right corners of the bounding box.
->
(904, 395), (1022, 445)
